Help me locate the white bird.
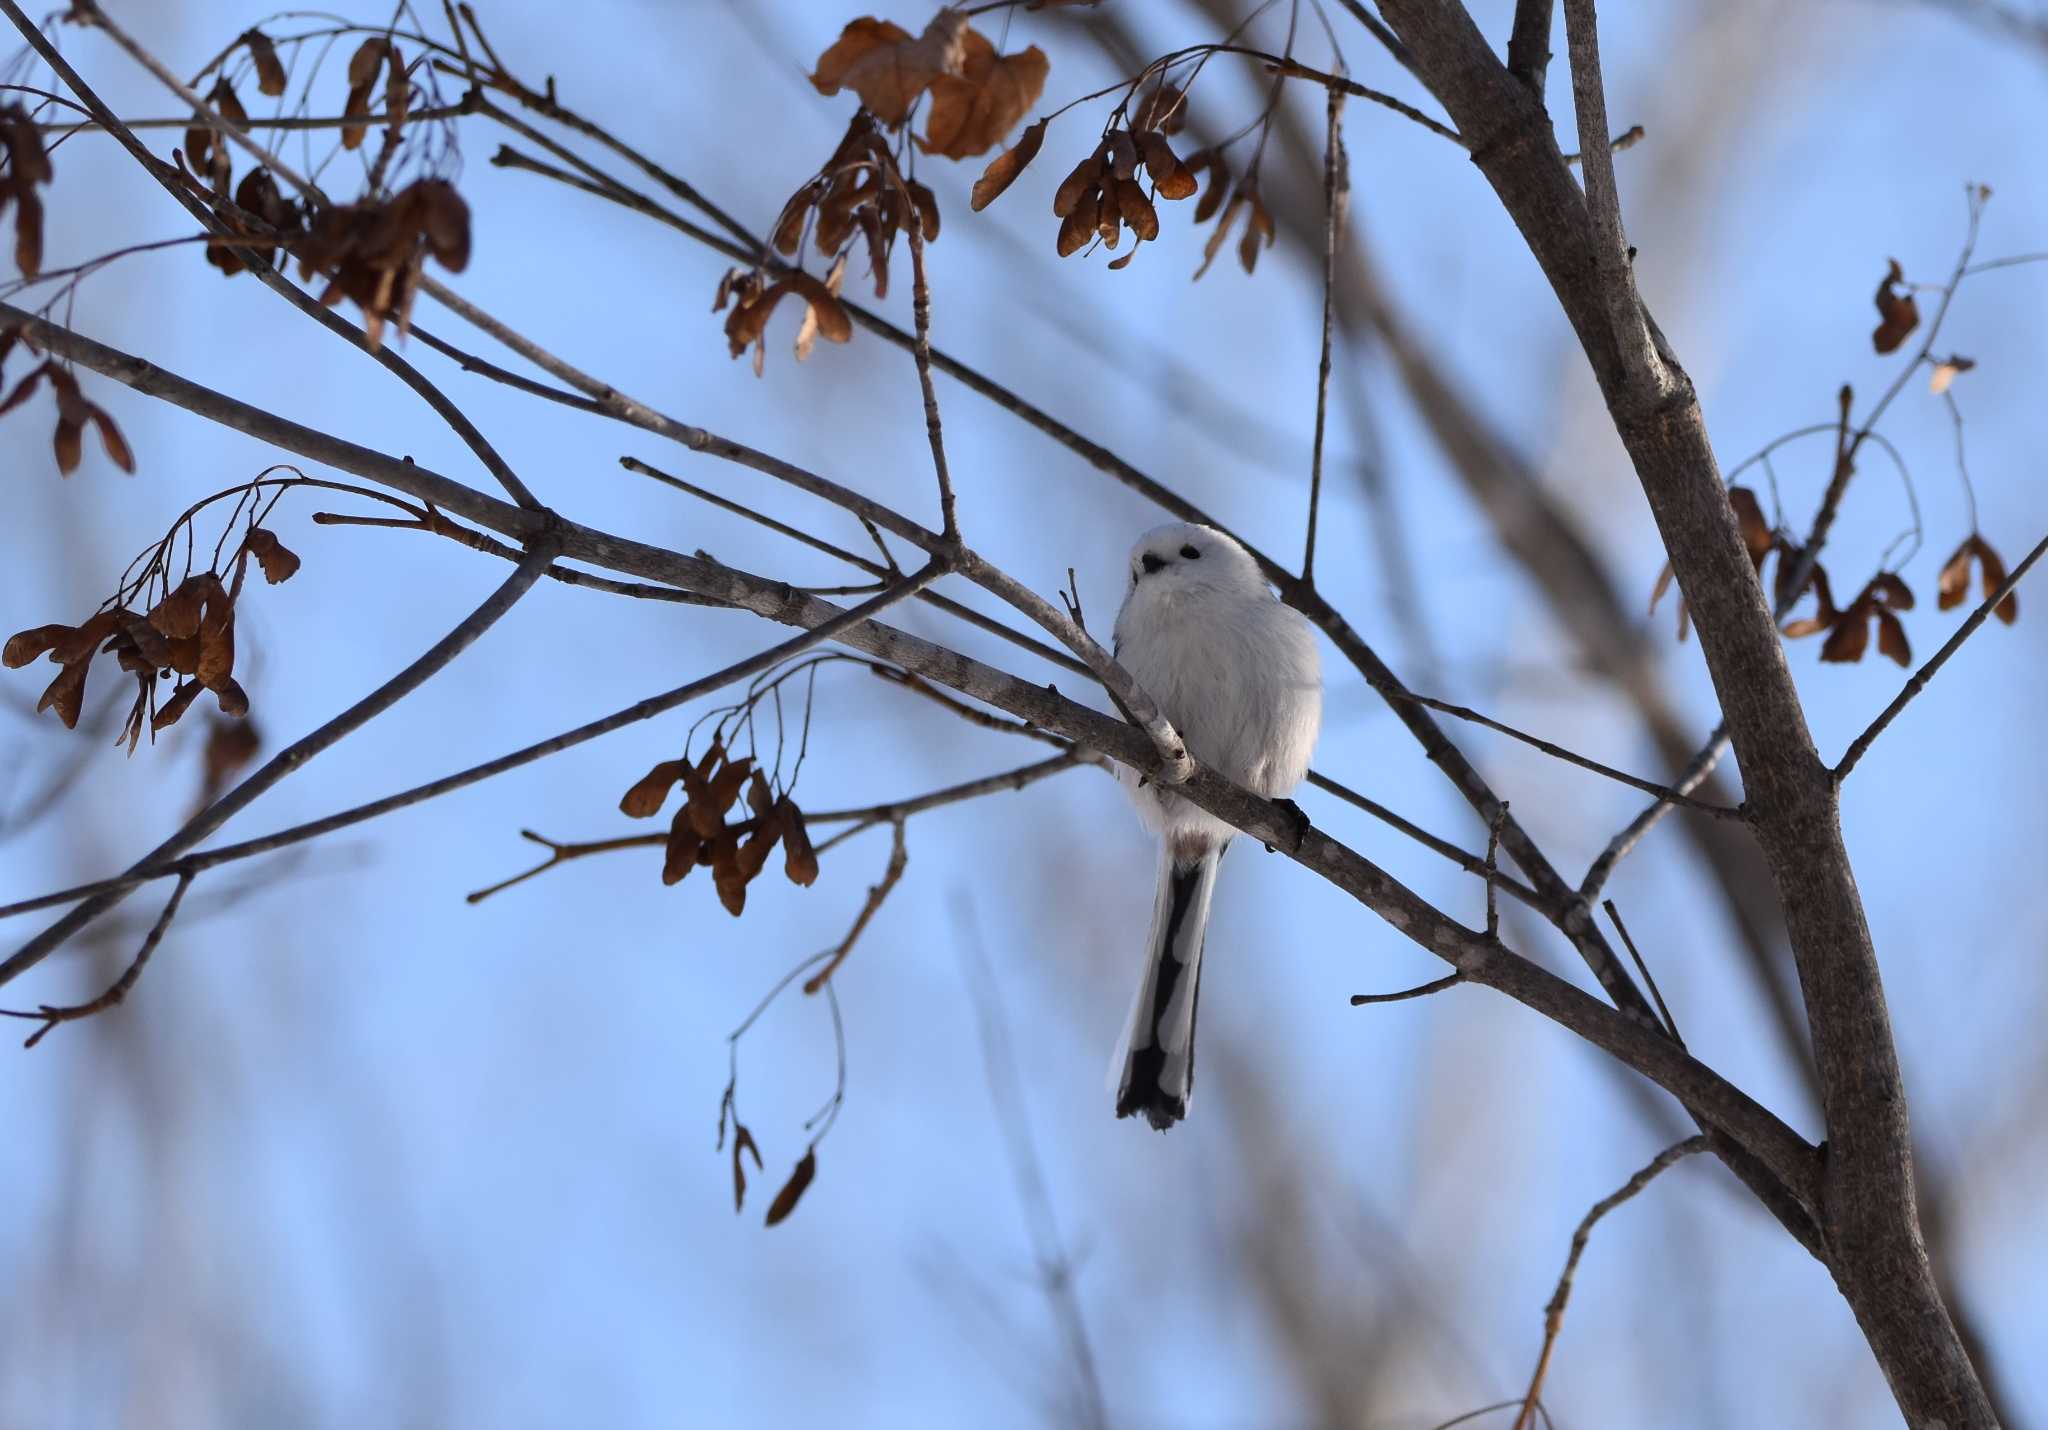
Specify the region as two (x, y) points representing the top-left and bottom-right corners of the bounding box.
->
(1108, 522), (1322, 1130)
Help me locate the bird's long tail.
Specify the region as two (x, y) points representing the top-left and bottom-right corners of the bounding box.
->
(1113, 842), (1223, 1131)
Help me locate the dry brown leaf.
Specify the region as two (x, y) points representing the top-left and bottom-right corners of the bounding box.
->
(244, 527), (300, 583)
(919, 29), (1046, 159)
(1872, 258), (1918, 355)
(3, 623), (69, 668)
(210, 676), (249, 718)
(1728, 486), (1773, 569)
(1874, 608), (1911, 667)
(1196, 192), (1245, 280)
(764, 1148), (817, 1227)
(151, 679), (202, 732)
(1052, 152), (1102, 217)
(730, 1123), (762, 1212)
(1974, 537), (2017, 624)
(906, 179), (941, 240)
(811, 12), (967, 127)
(620, 758), (684, 818)
(710, 829), (747, 915)
(36, 659), (88, 729)
(662, 805), (702, 886)
(1138, 132), (1195, 200)
(1116, 182), (1160, 242)
(971, 118), (1045, 211)
(1820, 600), (1871, 663)
(244, 29), (287, 97)
(1132, 81), (1188, 135)
(778, 796), (819, 886)
(1870, 571), (1914, 611)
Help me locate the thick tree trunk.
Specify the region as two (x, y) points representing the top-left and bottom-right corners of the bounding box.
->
(1375, 4), (1996, 1423)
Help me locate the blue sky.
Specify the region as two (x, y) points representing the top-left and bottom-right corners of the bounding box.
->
(1, 2), (2044, 1426)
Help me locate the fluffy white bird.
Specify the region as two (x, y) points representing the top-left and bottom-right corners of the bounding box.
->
(1108, 522), (1322, 1130)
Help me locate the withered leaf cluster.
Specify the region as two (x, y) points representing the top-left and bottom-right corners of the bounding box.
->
(1784, 569), (1916, 667)
(810, 11), (1046, 158)
(1194, 160), (1276, 279)
(718, 1093), (820, 1228)
(341, 36), (411, 152)
(205, 165), (301, 277)
(619, 738), (820, 915)
(3, 524), (298, 751)
(0, 352), (136, 477)
(0, 102), (54, 280)
(289, 178), (472, 350)
(1937, 533), (2019, 624)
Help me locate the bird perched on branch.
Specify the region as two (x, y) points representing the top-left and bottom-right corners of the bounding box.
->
(1108, 522), (1322, 1130)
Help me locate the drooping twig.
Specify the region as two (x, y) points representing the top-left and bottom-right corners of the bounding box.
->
(1, 872), (192, 1047)
(1835, 529), (2046, 781)
(802, 819), (908, 995)
(0, 535), (560, 989)
(1510, 1136), (1710, 1430)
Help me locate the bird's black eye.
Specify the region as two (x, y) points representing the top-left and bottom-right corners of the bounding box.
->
(1180, 544), (1201, 560)
(1141, 553), (1167, 574)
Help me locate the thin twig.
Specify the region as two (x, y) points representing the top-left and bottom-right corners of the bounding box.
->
(1510, 1136), (1710, 1430)
(1485, 801), (1508, 939)
(1306, 771), (1543, 910)
(801, 820), (908, 995)
(1, 872), (192, 1047)
(1835, 529), (2046, 781)
(1302, 87), (1344, 585)
(887, 149), (961, 542)
(1578, 728), (1728, 901)
(1350, 972), (1464, 1007)
(1393, 692), (1742, 816)
(1603, 900), (1681, 1046)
